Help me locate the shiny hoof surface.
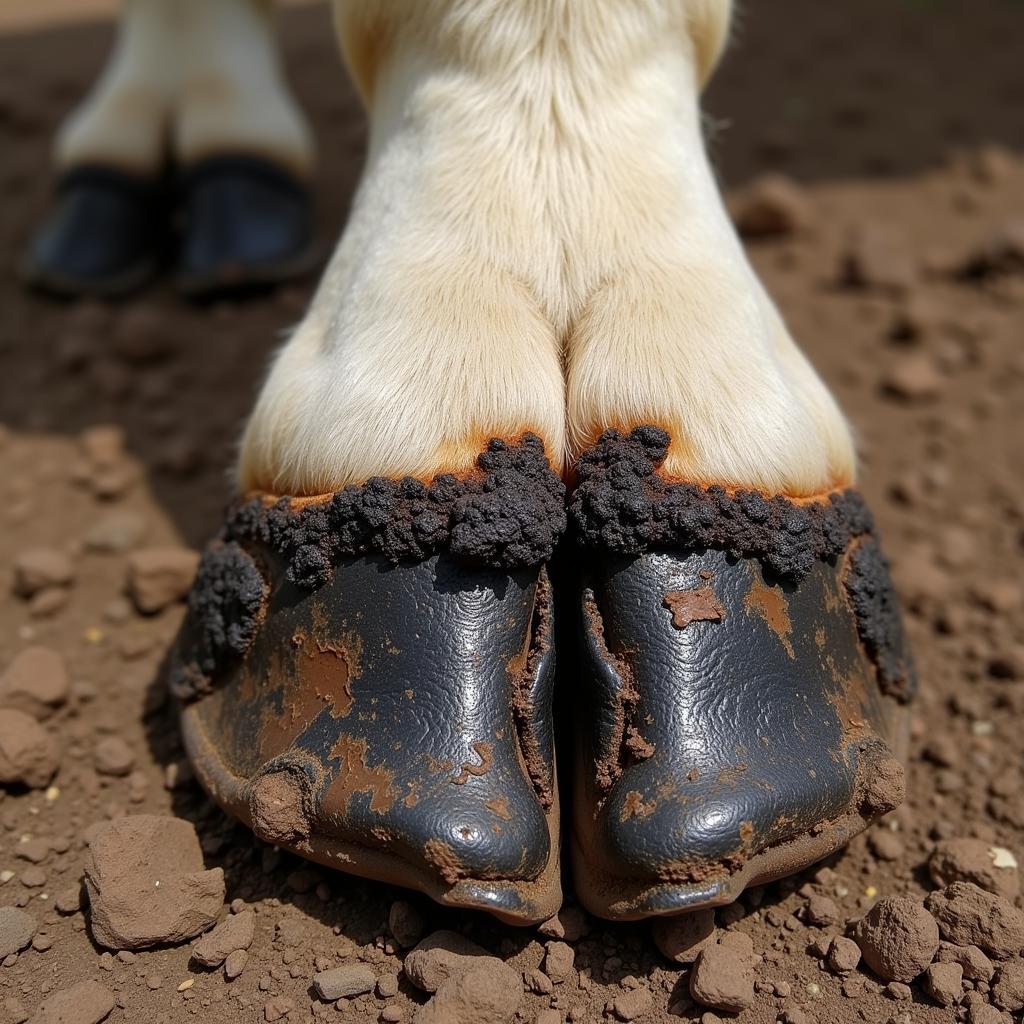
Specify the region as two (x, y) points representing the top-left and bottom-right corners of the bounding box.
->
(21, 166), (165, 298)
(176, 155), (320, 297)
(570, 546), (911, 921)
(170, 439), (567, 924)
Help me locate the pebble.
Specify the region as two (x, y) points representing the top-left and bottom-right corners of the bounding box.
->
(12, 549), (74, 599)
(192, 909), (255, 967)
(732, 174), (810, 237)
(537, 905), (588, 943)
(126, 548), (200, 614)
(991, 959), (1024, 1011)
(83, 512), (146, 554)
(924, 961), (963, 1007)
(388, 899), (425, 949)
(0, 647), (69, 720)
(0, 907), (35, 958)
(826, 936), (862, 975)
(84, 814), (225, 950)
(93, 737), (135, 777)
(925, 882), (1024, 959)
(853, 896), (940, 982)
(881, 354), (944, 402)
(543, 941), (575, 982)
(54, 883), (85, 914)
(413, 959), (522, 1024)
(224, 948), (248, 979)
(263, 996), (294, 1022)
(804, 895), (839, 927)
(612, 986), (653, 1021)
(313, 963), (376, 1000)
(651, 907), (717, 963)
(842, 222), (917, 291)
(689, 942), (755, 1013)
(929, 839), (1021, 901)
(0, 709), (61, 788)
(937, 942), (994, 981)
(29, 980), (114, 1024)
(404, 930), (493, 993)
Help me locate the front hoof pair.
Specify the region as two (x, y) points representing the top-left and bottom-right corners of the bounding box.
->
(171, 429), (914, 926)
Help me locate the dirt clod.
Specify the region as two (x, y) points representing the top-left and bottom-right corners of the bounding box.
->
(13, 548), (74, 598)
(0, 646), (69, 720)
(0, 907), (35, 958)
(925, 882), (1024, 959)
(0, 708), (60, 788)
(126, 547), (200, 614)
(403, 930), (494, 994)
(192, 910), (255, 968)
(413, 960), (522, 1024)
(29, 981), (114, 1024)
(929, 838), (1021, 901)
(84, 815), (225, 950)
(313, 963), (376, 1000)
(651, 908), (717, 963)
(853, 896), (940, 982)
(923, 960), (963, 1007)
(92, 736), (135, 777)
(689, 942), (756, 1013)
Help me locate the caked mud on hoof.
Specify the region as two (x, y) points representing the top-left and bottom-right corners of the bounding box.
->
(176, 155), (321, 298)
(567, 427), (915, 921)
(171, 435), (565, 925)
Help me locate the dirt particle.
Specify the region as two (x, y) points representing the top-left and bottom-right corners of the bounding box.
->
(191, 909), (255, 968)
(413, 959), (522, 1024)
(93, 736), (134, 777)
(403, 930), (493, 994)
(450, 741), (494, 786)
(991, 959), (1024, 1012)
(827, 936), (862, 975)
(249, 770), (311, 845)
(126, 547), (200, 614)
(923, 961), (963, 1008)
(925, 882), (1024, 959)
(689, 941), (755, 1013)
(12, 548), (74, 599)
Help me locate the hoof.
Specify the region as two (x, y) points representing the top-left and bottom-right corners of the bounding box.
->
(171, 436), (565, 925)
(176, 155), (320, 297)
(21, 166), (166, 298)
(567, 427), (914, 920)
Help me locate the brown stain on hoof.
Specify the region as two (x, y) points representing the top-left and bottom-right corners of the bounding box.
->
(249, 770), (311, 845)
(663, 586), (726, 630)
(327, 734), (398, 813)
(423, 838), (463, 886)
(292, 629), (361, 719)
(450, 741), (495, 786)
(485, 796), (512, 821)
(743, 571), (795, 659)
(620, 790), (656, 822)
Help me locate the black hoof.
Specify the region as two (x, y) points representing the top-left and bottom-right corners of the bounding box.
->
(21, 166), (166, 298)
(567, 427), (914, 920)
(171, 436), (566, 925)
(176, 155), (320, 297)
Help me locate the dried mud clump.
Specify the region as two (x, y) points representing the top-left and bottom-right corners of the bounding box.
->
(569, 426), (873, 581)
(169, 539), (268, 700)
(853, 895), (940, 982)
(225, 434), (565, 588)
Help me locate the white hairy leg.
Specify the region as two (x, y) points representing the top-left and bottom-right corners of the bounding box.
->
(55, 0), (178, 173)
(174, 0), (314, 175)
(239, 0), (853, 497)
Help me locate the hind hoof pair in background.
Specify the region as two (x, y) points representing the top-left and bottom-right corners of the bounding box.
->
(34, 0), (915, 924)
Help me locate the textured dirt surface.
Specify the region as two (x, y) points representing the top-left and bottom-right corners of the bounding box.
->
(2, 2), (1024, 1023)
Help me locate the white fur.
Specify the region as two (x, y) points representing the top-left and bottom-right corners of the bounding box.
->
(56, 0), (179, 172)
(237, 0), (854, 497)
(174, 0), (314, 174)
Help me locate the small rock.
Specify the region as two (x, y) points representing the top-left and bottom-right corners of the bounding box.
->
(263, 996), (294, 1022)
(12, 549), (74, 599)
(192, 910), (256, 967)
(0, 709), (60, 788)
(537, 905), (588, 943)
(84, 814), (225, 950)
(612, 987), (653, 1021)
(930, 839), (1021, 901)
(924, 961), (963, 1008)
(827, 936), (862, 975)
(937, 942), (994, 981)
(93, 737), (135, 777)
(388, 900), (425, 949)
(881, 354), (944, 402)
(313, 963), (376, 1000)
(413, 960), (522, 1024)
(853, 896), (940, 982)
(0, 907), (35, 958)
(869, 830), (905, 862)
(29, 981), (114, 1024)
(126, 548), (199, 614)
(925, 882), (1024, 959)
(54, 883), (85, 915)
(689, 943), (755, 1013)
(404, 930), (493, 993)
(652, 907), (717, 963)
(992, 959), (1024, 1011)
(543, 941), (574, 982)
(224, 948), (248, 979)
(732, 174), (810, 237)
(842, 222), (917, 291)
(83, 512), (146, 554)
(0, 647), (69, 720)
(804, 895), (840, 928)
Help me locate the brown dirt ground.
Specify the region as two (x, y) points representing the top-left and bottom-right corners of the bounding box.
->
(1, 2), (1023, 1023)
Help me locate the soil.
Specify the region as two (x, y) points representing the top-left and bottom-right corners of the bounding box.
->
(2, 2), (1024, 1023)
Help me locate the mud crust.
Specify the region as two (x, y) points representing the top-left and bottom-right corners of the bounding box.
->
(569, 425), (915, 701)
(225, 434), (565, 587)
